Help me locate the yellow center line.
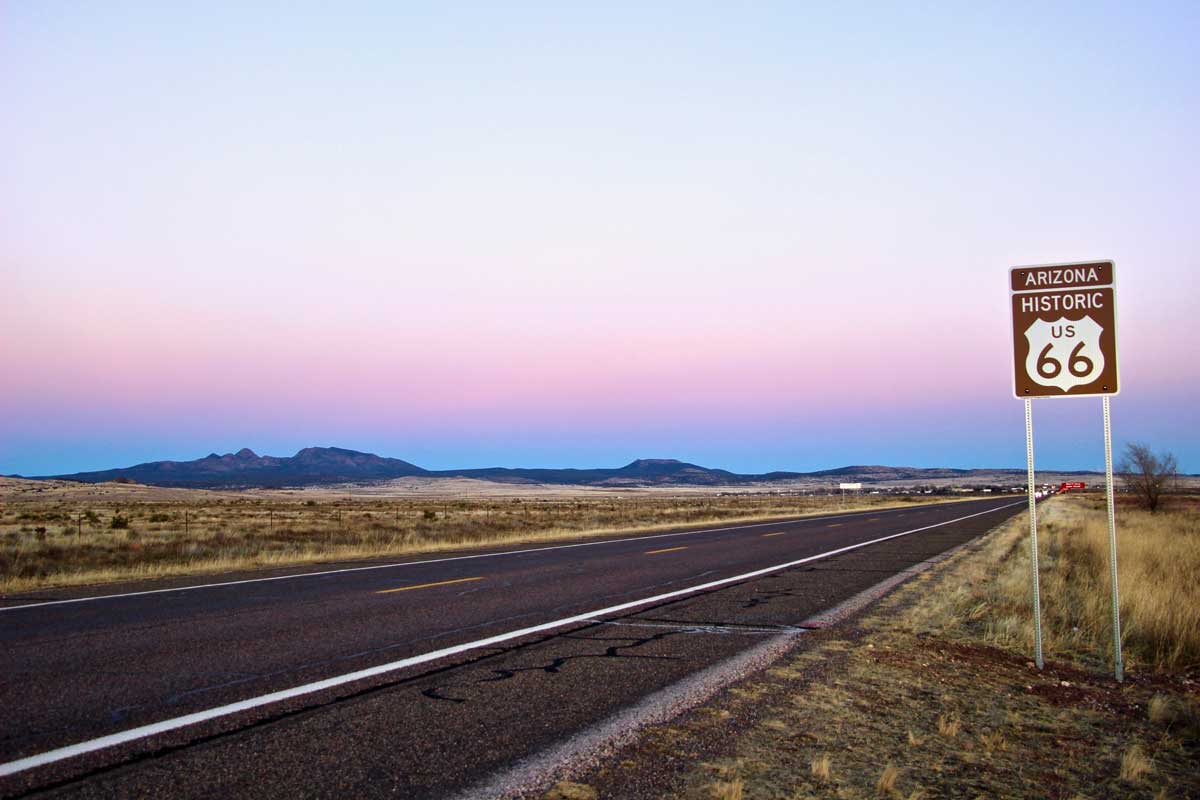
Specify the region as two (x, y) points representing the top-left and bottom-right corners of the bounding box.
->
(762, 531), (788, 538)
(376, 577), (484, 595)
(826, 523), (843, 528)
(645, 546), (689, 555)
(866, 518), (880, 522)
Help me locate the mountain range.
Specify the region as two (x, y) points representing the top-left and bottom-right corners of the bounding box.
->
(17, 446), (1095, 489)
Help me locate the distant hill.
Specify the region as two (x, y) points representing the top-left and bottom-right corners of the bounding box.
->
(40, 447), (427, 488)
(25, 447), (1096, 489)
(441, 458), (745, 487)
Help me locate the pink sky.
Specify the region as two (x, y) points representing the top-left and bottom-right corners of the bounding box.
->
(3, 4), (1198, 474)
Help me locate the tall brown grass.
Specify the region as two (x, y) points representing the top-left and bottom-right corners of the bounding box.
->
(906, 495), (1200, 672)
(1119, 743), (1153, 782)
(810, 753), (832, 781)
(875, 764), (900, 795)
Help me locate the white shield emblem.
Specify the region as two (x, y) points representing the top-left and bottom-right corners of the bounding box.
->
(1024, 316), (1105, 392)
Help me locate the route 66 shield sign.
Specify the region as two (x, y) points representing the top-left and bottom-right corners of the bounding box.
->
(1024, 316), (1105, 392)
(1009, 261), (1119, 398)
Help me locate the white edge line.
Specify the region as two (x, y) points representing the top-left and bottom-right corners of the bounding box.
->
(0, 500), (1022, 778)
(0, 499), (994, 613)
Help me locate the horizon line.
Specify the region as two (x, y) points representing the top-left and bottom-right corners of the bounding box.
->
(5, 443), (1136, 480)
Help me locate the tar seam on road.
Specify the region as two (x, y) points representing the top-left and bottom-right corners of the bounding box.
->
(375, 577), (484, 594)
(0, 501), (982, 613)
(0, 500), (1022, 779)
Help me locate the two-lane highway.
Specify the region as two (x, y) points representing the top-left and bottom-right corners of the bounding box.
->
(0, 496), (1023, 798)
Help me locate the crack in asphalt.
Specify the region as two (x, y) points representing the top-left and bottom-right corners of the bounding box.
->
(418, 631), (683, 704)
(742, 588), (812, 609)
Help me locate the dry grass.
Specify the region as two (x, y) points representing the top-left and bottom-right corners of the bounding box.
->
(543, 782), (598, 800)
(711, 777), (744, 800)
(875, 764), (900, 795)
(1148, 693), (1200, 738)
(809, 753), (832, 781)
(904, 495), (1200, 672)
(0, 491), (959, 594)
(979, 729), (1007, 755)
(936, 714), (960, 738)
(1119, 743), (1153, 782)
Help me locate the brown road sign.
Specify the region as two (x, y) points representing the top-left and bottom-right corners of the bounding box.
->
(1010, 260), (1119, 398)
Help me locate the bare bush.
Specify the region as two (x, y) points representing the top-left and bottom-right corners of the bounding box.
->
(1117, 442), (1177, 512)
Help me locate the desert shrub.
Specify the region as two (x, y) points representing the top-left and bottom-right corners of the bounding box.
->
(1118, 442), (1177, 513)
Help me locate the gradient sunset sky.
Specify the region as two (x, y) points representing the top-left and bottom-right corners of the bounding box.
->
(4, 3), (1198, 475)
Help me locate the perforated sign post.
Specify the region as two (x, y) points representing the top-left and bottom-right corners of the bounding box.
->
(1009, 260), (1123, 680)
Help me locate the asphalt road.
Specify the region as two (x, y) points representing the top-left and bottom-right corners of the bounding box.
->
(0, 496), (1024, 798)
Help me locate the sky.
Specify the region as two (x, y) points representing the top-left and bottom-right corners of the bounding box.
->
(3, 2), (1198, 476)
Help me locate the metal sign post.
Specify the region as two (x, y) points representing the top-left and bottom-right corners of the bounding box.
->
(1025, 398), (1044, 670)
(1010, 260), (1122, 680)
(1103, 396), (1124, 681)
